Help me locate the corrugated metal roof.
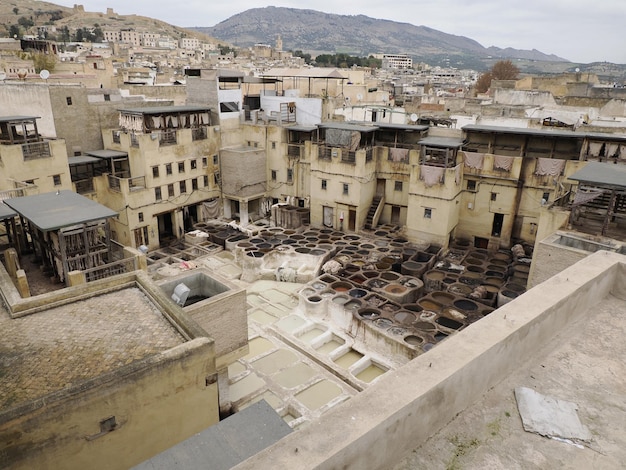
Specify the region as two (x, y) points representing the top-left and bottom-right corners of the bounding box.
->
(318, 122), (378, 133)
(69, 155), (104, 165)
(463, 124), (587, 139)
(419, 136), (465, 148)
(376, 123), (429, 132)
(132, 400), (292, 470)
(568, 162), (626, 189)
(4, 190), (118, 232)
(0, 202), (16, 221)
(0, 116), (40, 123)
(118, 106), (211, 115)
(85, 149), (128, 159)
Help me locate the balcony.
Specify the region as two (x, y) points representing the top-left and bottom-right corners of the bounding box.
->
(287, 144), (302, 158)
(192, 126), (207, 141)
(107, 174), (146, 193)
(22, 141), (51, 161)
(159, 130), (177, 146)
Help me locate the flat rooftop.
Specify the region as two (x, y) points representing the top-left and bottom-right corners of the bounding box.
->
(395, 293), (626, 469)
(0, 287), (185, 411)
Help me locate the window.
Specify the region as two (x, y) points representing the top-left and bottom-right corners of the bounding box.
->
(190, 159), (197, 170)
(394, 181), (403, 191)
(152, 166), (159, 178)
(466, 180), (476, 191)
(220, 102), (239, 113)
(66, 97), (72, 105)
(271, 141), (276, 149)
(178, 162), (185, 173)
(271, 170), (277, 180)
(192, 178), (198, 190)
(138, 212), (144, 222)
(424, 208), (432, 219)
(492, 213), (504, 237)
(179, 180), (187, 193)
(213, 155), (218, 165)
(343, 183), (349, 195)
(287, 168), (293, 182)
(167, 184), (174, 198)
(202, 157), (208, 168)
(321, 179), (327, 190)
(165, 163), (172, 175)
(214, 172), (221, 185)
(490, 192), (497, 201)
(155, 187), (162, 201)
(104, 94), (111, 102)
(53, 174), (61, 186)
(542, 192), (550, 203)
(203, 175), (208, 187)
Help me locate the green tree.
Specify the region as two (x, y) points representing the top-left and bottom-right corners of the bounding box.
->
(9, 24), (20, 38)
(32, 52), (56, 73)
(17, 17), (34, 29)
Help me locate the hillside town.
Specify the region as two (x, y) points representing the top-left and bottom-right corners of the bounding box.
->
(0, 3), (625, 470)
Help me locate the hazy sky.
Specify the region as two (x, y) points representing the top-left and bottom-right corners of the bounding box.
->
(56, 1), (625, 64)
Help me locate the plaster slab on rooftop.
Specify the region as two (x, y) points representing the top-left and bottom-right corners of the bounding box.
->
(233, 251), (626, 470)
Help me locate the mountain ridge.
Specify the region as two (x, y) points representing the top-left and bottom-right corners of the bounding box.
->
(193, 7), (568, 69)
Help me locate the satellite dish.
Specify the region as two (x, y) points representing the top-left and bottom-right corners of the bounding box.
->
(40, 69), (50, 80)
(575, 67), (580, 73)
(17, 69), (27, 80)
(0, 72), (6, 81)
(410, 113), (418, 123)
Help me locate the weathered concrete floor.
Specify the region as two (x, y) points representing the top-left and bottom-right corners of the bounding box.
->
(394, 293), (626, 470)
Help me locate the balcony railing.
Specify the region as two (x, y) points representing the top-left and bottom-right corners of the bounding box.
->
(341, 151), (356, 164)
(159, 130), (177, 146)
(365, 148), (373, 162)
(287, 144), (302, 158)
(84, 257), (137, 283)
(74, 178), (95, 194)
(318, 146), (332, 160)
(192, 127), (207, 141)
(22, 142), (51, 161)
(108, 174), (145, 192)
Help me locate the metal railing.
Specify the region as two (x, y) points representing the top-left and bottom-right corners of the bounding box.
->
(74, 178), (95, 194)
(108, 175), (121, 192)
(192, 127), (207, 141)
(318, 146), (332, 160)
(287, 144), (302, 158)
(129, 176), (146, 191)
(159, 130), (177, 146)
(341, 151), (356, 164)
(83, 257), (137, 283)
(365, 148), (373, 162)
(22, 142), (51, 161)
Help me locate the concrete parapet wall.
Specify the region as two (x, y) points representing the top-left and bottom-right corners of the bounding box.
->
(234, 251), (626, 470)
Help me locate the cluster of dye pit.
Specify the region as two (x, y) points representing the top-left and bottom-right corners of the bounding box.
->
(149, 222), (532, 428)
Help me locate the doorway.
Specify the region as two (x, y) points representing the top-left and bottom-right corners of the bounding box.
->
(491, 213), (504, 237)
(157, 211), (175, 246)
(348, 209), (356, 231)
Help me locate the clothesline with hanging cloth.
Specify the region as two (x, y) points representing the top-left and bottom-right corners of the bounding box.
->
(389, 147), (409, 162)
(572, 188), (606, 206)
(464, 152), (485, 170)
(201, 199), (221, 219)
(535, 158), (566, 176)
(493, 155), (515, 171)
(420, 165), (445, 187)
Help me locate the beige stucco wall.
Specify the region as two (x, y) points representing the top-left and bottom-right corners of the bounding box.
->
(234, 251), (626, 470)
(0, 337), (218, 470)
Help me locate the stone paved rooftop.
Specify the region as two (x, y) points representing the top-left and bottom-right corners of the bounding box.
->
(395, 293), (626, 469)
(0, 288), (185, 411)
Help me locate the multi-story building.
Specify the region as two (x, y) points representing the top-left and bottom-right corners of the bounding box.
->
(382, 54), (413, 70)
(99, 105), (221, 249)
(0, 115), (72, 198)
